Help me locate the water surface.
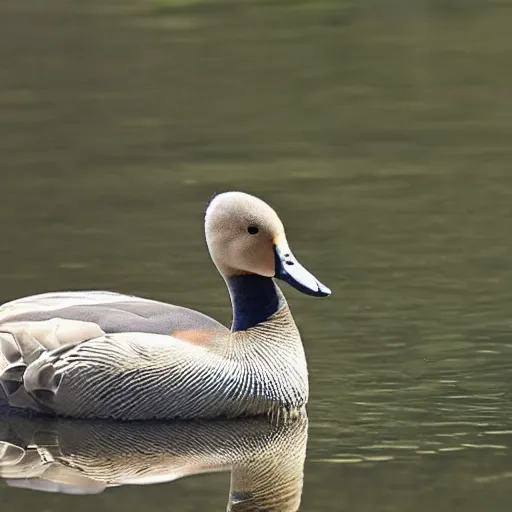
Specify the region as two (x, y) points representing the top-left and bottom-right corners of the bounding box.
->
(2, 0), (512, 510)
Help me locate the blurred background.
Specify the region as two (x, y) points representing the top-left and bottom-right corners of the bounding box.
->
(2, 0), (512, 510)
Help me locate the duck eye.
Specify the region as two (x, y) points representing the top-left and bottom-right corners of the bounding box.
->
(247, 225), (259, 235)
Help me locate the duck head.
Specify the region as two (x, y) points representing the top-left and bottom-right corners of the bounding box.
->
(205, 192), (331, 298)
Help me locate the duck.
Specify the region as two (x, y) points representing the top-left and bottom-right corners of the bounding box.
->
(0, 191), (330, 420)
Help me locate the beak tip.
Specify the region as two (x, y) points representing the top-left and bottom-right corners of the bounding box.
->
(316, 283), (331, 297)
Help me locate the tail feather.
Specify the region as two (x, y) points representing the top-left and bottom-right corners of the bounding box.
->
(0, 319), (105, 414)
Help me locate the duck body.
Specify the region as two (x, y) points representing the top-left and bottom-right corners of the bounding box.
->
(0, 192), (329, 421)
(0, 286), (307, 421)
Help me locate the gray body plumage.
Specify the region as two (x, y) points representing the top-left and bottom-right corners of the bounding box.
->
(0, 290), (227, 334)
(0, 291), (309, 420)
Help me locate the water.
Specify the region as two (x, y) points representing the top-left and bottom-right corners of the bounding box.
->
(2, 0), (512, 509)
(0, 411), (308, 510)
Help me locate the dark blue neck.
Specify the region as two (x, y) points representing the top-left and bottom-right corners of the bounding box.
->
(228, 275), (285, 332)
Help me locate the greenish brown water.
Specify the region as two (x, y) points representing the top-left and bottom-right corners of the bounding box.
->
(2, 0), (512, 510)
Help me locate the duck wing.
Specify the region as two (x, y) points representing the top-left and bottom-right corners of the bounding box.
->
(0, 292), (230, 419)
(0, 290), (228, 337)
(0, 317), (225, 419)
(0, 318), (107, 413)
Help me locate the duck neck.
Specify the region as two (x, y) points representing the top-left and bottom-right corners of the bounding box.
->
(227, 275), (287, 333)
(221, 275), (308, 417)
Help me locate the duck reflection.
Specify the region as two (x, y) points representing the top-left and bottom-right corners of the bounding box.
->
(0, 409), (308, 511)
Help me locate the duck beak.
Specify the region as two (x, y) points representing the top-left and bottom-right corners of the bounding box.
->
(273, 244), (331, 297)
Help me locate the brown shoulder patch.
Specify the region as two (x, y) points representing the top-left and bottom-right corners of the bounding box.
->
(172, 329), (217, 346)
